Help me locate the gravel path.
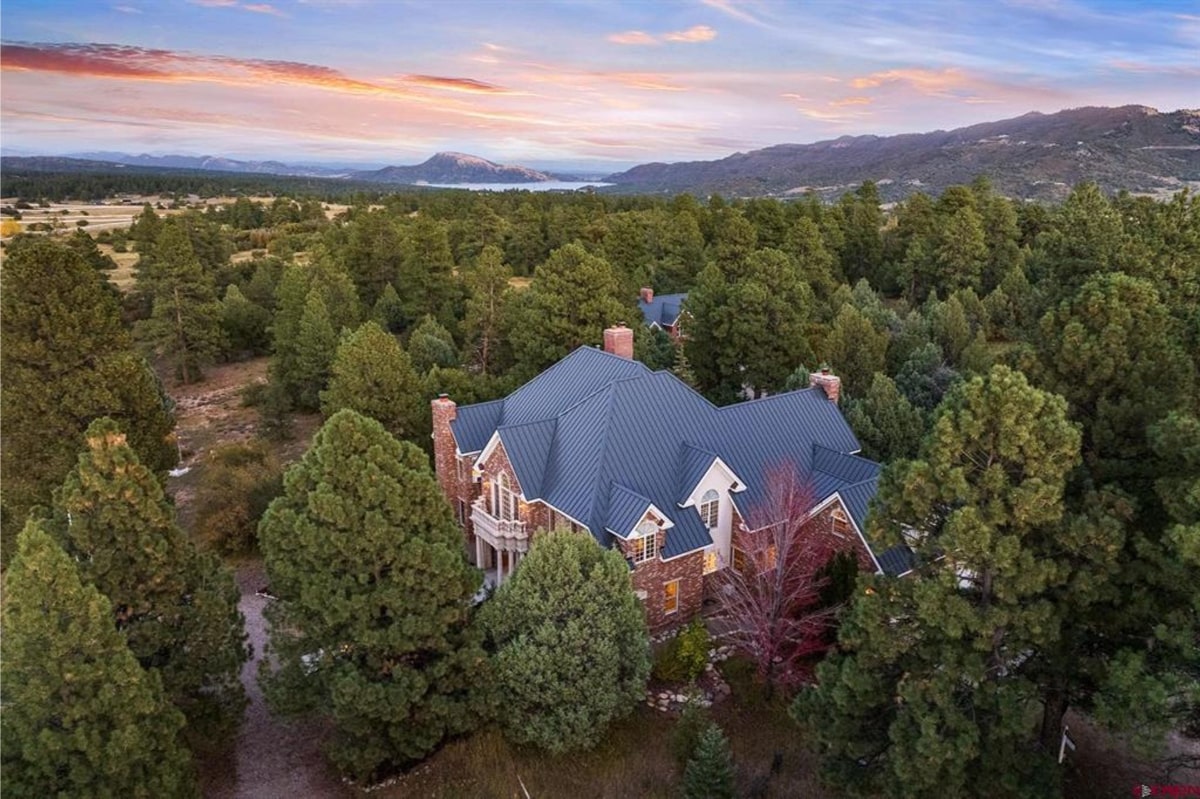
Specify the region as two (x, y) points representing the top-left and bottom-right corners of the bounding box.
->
(204, 561), (348, 799)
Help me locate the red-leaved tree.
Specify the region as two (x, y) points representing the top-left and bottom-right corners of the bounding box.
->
(716, 463), (845, 692)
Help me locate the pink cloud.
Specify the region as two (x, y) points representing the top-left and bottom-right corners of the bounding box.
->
(664, 25), (717, 43)
(608, 30), (659, 46)
(243, 3), (286, 16)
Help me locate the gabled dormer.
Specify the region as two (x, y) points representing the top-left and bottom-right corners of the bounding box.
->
(676, 444), (747, 572)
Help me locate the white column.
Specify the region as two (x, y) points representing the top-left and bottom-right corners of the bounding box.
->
(475, 535), (484, 569)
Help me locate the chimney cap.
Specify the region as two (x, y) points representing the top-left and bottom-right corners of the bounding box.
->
(437, 393), (449, 400)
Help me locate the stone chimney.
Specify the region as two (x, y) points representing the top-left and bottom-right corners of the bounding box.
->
(603, 323), (634, 359)
(431, 394), (458, 502)
(809, 366), (841, 404)
(639, 286), (654, 304)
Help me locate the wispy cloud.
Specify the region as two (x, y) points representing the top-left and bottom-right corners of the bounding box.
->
(608, 30), (658, 46)
(664, 25), (717, 43)
(113, 5), (142, 13)
(608, 25), (716, 45)
(243, 3), (286, 16)
(188, 0), (286, 16)
(700, 0), (766, 27)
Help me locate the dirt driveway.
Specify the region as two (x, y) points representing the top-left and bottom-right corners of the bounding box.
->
(202, 560), (348, 799)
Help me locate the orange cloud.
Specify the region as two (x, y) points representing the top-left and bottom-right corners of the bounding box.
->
(401, 74), (510, 94)
(608, 30), (658, 46)
(608, 25), (717, 45)
(0, 42), (512, 101)
(664, 25), (717, 43)
(830, 96), (872, 106)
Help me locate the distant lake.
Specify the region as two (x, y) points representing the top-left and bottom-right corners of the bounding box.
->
(420, 181), (611, 192)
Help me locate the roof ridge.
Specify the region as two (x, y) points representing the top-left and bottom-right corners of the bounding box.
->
(714, 386), (824, 412)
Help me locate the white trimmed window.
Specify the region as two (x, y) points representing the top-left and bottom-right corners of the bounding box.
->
(699, 489), (720, 528)
(663, 579), (680, 614)
(703, 548), (719, 575)
(831, 507), (849, 538)
(631, 520), (658, 563)
(492, 473), (519, 521)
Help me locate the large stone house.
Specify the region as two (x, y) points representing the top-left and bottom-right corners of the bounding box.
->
(432, 324), (911, 631)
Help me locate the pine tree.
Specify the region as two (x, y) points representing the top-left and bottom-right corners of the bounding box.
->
(820, 304), (889, 398)
(292, 288), (339, 411)
(1, 521), (198, 799)
(480, 531), (650, 753)
(795, 366), (1082, 798)
(399, 214), (458, 328)
(844, 373), (925, 462)
(682, 723), (736, 799)
(462, 244), (512, 374)
(507, 242), (633, 379)
(320, 321), (425, 442)
(371, 282), (406, 333)
(47, 418), (248, 736)
(1, 236), (176, 565)
(407, 314), (460, 373)
(139, 222), (225, 383)
(221, 283), (271, 357)
(258, 409), (487, 781)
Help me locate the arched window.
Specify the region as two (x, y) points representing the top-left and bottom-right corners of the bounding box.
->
(699, 489), (720, 528)
(831, 507), (849, 537)
(492, 473), (518, 520)
(631, 519), (658, 563)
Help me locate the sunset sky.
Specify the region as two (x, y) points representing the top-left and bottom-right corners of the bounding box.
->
(1, 0), (1196, 170)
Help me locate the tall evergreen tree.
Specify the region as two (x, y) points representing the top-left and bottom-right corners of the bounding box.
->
(46, 418), (248, 736)
(462, 244), (512, 374)
(480, 531), (650, 753)
(1, 237), (176, 564)
(320, 321), (425, 442)
(795, 366), (1083, 798)
(2, 522), (198, 799)
(820, 304), (889, 398)
(138, 222), (225, 383)
(258, 410), (488, 781)
(292, 289), (340, 411)
(844, 373), (925, 462)
(507, 242), (632, 379)
(407, 314), (460, 373)
(398, 215), (458, 328)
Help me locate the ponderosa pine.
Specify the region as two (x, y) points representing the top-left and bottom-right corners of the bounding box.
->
(1, 521), (197, 799)
(257, 409), (487, 781)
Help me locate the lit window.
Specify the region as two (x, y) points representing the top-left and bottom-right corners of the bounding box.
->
(703, 549), (719, 575)
(664, 579), (679, 614)
(492, 473), (519, 521)
(632, 520), (658, 563)
(699, 490), (719, 528)
(831, 507), (849, 537)
(765, 544), (778, 570)
(733, 547), (747, 574)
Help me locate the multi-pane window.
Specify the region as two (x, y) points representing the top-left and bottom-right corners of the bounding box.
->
(699, 489), (720, 528)
(663, 579), (680, 614)
(733, 547), (747, 574)
(631, 521), (658, 563)
(491, 473), (519, 520)
(703, 548), (719, 575)
(831, 507), (849, 537)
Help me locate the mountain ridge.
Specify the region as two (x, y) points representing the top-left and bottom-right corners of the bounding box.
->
(602, 105), (1200, 201)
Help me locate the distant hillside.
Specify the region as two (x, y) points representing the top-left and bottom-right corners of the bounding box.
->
(604, 106), (1200, 201)
(350, 152), (551, 184)
(69, 152), (347, 177)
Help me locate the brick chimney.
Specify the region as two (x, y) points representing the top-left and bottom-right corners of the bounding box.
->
(809, 366), (841, 404)
(431, 394), (458, 502)
(639, 286), (654, 304)
(603, 323), (634, 359)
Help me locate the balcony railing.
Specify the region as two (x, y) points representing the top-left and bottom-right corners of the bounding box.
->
(471, 496), (528, 544)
